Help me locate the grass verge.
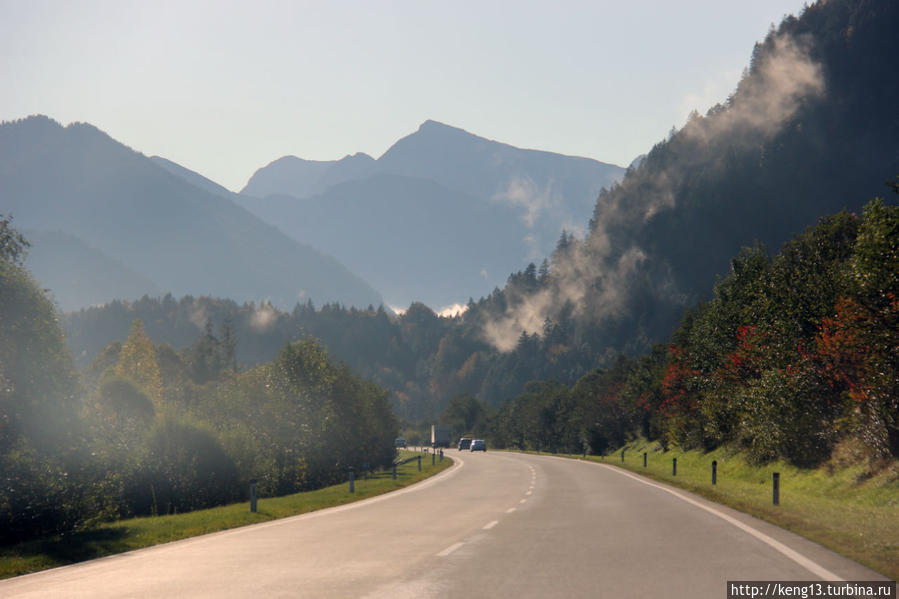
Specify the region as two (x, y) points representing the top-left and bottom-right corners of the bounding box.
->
(533, 440), (898, 580)
(0, 450), (453, 580)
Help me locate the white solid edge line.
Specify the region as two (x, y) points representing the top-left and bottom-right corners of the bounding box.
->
(483, 520), (499, 530)
(592, 461), (844, 581)
(437, 542), (464, 557)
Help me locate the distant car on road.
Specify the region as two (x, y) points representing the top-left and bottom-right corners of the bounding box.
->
(458, 437), (472, 450)
(470, 439), (486, 452)
(395, 438), (407, 448)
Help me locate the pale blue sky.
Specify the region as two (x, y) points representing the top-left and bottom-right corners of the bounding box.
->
(1, 0), (810, 192)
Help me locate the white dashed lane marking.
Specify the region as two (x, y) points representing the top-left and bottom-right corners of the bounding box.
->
(437, 542), (464, 557)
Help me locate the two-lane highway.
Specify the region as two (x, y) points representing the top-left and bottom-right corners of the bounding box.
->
(1, 451), (886, 598)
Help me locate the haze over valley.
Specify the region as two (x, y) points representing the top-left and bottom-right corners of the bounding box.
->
(1, 0), (898, 589)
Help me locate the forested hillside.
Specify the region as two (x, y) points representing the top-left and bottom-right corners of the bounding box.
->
(0, 214), (397, 545)
(478, 0), (899, 357)
(484, 197), (898, 465)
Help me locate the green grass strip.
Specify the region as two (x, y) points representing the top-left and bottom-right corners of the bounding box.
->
(0, 450), (453, 579)
(527, 441), (898, 580)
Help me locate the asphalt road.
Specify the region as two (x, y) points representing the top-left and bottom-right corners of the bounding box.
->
(1, 451), (886, 598)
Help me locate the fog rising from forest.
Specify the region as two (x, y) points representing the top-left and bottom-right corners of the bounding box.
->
(479, 32), (827, 353)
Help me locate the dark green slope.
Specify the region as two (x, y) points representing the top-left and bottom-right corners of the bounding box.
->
(545, 0), (899, 349)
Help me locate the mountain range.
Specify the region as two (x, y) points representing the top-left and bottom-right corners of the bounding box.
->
(237, 120), (625, 309)
(2, 116), (623, 313)
(0, 116), (382, 311)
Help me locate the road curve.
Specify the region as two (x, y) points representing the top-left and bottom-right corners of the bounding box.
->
(1, 451), (885, 598)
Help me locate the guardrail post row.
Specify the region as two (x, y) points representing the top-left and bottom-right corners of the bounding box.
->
(712, 460), (717, 485)
(672, 457), (677, 476)
(773, 472), (780, 505)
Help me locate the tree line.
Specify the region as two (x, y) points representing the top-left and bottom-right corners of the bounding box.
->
(62, 236), (626, 423)
(446, 199), (898, 466)
(1, 216), (398, 545)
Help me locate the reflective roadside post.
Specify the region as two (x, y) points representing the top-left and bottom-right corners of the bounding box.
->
(349, 468), (355, 494)
(250, 479), (258, 513)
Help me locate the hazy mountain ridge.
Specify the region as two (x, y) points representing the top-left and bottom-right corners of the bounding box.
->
(0, 116), (383, 310)
(150, 155), (245, 204)
(237, 120), (625, 308)
(245, 172), (529, 308)
(241, 153), (377, 199)
(23, 229), (160, 310)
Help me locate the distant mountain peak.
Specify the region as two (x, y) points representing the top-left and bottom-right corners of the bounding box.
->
(339, 152), (375, 163)
(411, 120), (478, 142)
(418, 119), (461, 132)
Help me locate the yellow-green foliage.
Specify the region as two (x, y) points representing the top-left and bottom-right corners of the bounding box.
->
(116, 319), (163, 403)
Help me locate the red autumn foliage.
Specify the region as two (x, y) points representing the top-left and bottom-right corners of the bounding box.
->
(814, 293), (899, 405)
(659, 345), (699, 417)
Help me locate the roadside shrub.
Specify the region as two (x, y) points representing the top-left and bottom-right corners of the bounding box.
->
(125, 415), (240, 515)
